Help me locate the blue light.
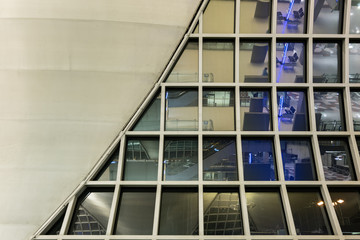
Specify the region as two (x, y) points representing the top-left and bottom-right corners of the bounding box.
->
(278, 95), (284, 117)
(282, 43), (289, 64)
(249, 153), (252, 164)
(214, 148), (219, 152)
(111, 161), (117, 164)
(165, 91), (168, 99)
(286, 0), (295, 21)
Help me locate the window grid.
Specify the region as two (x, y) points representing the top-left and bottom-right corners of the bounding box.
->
(33, 0), (360, 239)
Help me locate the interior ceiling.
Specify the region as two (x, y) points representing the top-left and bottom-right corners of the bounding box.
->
(0, 0), (200, 239)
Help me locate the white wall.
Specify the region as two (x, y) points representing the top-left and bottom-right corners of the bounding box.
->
(0, 1), (200, 239)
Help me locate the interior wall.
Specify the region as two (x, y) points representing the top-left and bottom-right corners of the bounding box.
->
(0, 1), (201, 239)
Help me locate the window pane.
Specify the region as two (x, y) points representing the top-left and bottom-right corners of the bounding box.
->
(314, 91), (345, 131)
(242, 138), (276, 181)
(166, 40), (198, 83)
(313, 42), (341, 83)
(123, 138), (159, 181)
(277, 90), (308, 131)
(313, 0), (343, 34)
(329, 188), (360, 234)
(318, 138), (356, 181)
(44, 208), (66, 235)
(246, 188), (288, 235)
(165, 89), (198, 131)
(203, 40), (234, 83)
(133, 92), (161, 131)
(349, 43), (360, 83)
(68, 188), (114, 235)
(351, 91), (360, 130)
(350, 0), (360, 34)
(287, 188), (333, 235)
(276, 0), (307, 34)
(276, 42), (305, 83)
(203, 137), (238, 181)
(164, 137), (198, 181)
(114, 188), (156, 235)
(240, 41), (270, 83)
(203, 0), (234, 33)
(280, 138), (317, 181)
(203, 189), (243, 235)
(240, 0), (271, 33)
(159, 188), (198, 235)
(94, 145), (119, 181)
(203, 89), (235, 130)
(241, 90), (272, 131)
(357, 137), (360, 155)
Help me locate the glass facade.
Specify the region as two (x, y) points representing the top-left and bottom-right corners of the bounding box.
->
(36, 2), (360, 240)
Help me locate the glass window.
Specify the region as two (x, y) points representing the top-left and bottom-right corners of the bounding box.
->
(313, 42), (341, 83)
(277, 90), (308, 131)
(276, 0), (307, 34)
(94, 145), (119, 181)
(276, 42), (306, 83)
(349, 43), (360, 83)
(203, 40), (234, 83)
(314, 91), (345, 131)
(165, 89), (198, 131)
(68, 188), (114, 235)
(329, 188), (360, 234)
(133, 92), (161, 131)
(246, 188), (288, 235)
(203, 188), (243, 235)
(123, 138), (159, 181)
(350, 0), (360, 34)
(44, 208), (66, 235)
(203, 89), (235, 131)
(163, 137), (198, 181)
(114, 188), (156, 235)
(203, 0), (235, 33)
(203, 137), (238, 181)
(280, 138), (317, 180)
(357, 137), (360, 155)
(313, 0), (344, 34)
(240, 0), (271, 33)
(351, 91), (360, 130)
(241, 90), (272, 131)
(242, 138), (276, 181)
(166, 40), (198, 83)
(239, 41), (270, 83)
(318, 138), (356, 181)
(159, 188), (198, 235)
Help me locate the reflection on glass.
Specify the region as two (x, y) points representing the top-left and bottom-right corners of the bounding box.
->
(203, 189), (243, 235)
(166, 40), (198, 83)
(94, 145), (119, 181)
(203, 0), (234, 33)
(287, 188), (332, 235)
(246, 189), (287, 235)
(239, 41), (270, 83)
(349, 43), (360, 82)
(203, 89), (235, 130)
(203, 137), (238, 181)
(123, 138), (159, 181)
(165, 89), (198, 131)
(242, 138), (276, 181)
(133, 92), (161, 131)
(280, 138), (316, 181)
(45, 209), (66, 235)
(203, 40), (234, 83)
(357, 137), (360, 155)
(68, 188), (114, 235)
(329, 188), (360, 234)
(163, 138), (198, 181)
(314, 91), (345, 131)
(114, 188), (156, 235)
(313, 0), (343, 34)
(241, 90), (271, 131)
(159, 188), (198, 235)
(277, 91), (308, 131)
(240, 0), (271, 33)
(276, 42), (305, 83)
(318, 138), (356, 181)
(277, 0), (306, 34)
(313, 42), (341, 83)
(351, 91), (360, 130)
(350, 0), (360, 34)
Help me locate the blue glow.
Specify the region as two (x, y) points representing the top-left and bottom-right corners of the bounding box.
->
(278, 95), (284, 117)
(214, 148), (219, 152)
(282, 43), (289, 64)
(248, 153), (252, 164)
(286, 0), (295, 21)
(165, 91), (168, 99)
(111, 161), (117, 164)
